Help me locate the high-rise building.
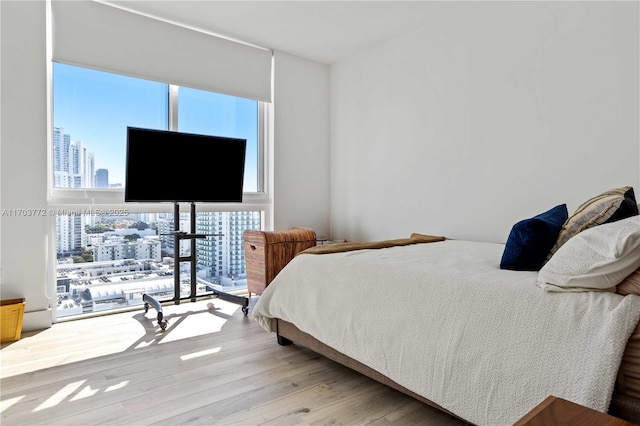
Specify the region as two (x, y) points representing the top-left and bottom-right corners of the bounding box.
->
(53, 129), (95, 189)
(157, 215), (190, 258)
(86, 152), (95, 187)
(69, 142), (81, 187)
(195, 211), (260, 278)
(53, 129), (95, 256)
(53, 127), (70, 172)
(95, 169), (109, 188)
(53, 127), (71, 187)
(56, 213), (84, 257)
(69, 141), (94, 188)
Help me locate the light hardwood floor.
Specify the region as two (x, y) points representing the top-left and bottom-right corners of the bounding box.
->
(1, 297), (465, 425)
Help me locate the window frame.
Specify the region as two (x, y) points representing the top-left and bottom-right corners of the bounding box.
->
(49, 68), (272, 222)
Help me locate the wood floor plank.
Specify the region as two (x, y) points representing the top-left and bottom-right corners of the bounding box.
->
(1, 298), (465, 425)
(214, 374), (374, 425)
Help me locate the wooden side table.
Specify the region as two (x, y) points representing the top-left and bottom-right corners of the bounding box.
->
(244, 227), (317, 297)
(514, 396), (636, 425)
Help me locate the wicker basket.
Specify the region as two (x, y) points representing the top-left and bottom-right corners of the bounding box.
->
(244, 227), (316, 296)
(1, 298), (25, 343)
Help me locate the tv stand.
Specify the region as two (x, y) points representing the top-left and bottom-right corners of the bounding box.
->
(142, 202), (249, 330)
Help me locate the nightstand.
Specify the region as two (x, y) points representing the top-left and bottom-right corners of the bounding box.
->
(244, 227), (317, 297)
(514, 396), (636, 425)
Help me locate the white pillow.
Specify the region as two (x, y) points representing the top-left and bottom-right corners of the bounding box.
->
(537, 215), (640, 292)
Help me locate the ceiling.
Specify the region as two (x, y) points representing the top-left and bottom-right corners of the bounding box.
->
(105, 1), (438, 65)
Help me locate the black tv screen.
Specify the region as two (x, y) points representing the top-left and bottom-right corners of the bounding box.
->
(125, 127), (246, 203)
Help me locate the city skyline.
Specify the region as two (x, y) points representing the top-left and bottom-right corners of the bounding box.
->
(54, 127), (110, 188)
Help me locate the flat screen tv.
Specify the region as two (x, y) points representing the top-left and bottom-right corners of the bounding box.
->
(125, 127), (246, 203)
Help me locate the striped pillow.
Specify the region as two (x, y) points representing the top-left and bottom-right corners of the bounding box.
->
(547, 186), (638, 259)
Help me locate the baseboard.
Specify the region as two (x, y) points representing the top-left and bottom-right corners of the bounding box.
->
(22, 308), (53, 332)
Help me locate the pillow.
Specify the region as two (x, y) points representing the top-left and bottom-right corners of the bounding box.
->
(617, 268), (640, 296)
(538, 215), (640, 292)
(547, 186), (638, 259)
(500, 204), (568, 271)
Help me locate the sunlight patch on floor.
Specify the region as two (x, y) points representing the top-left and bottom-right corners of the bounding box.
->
(156, 300), (238, 344)
(0, 395), (24, 414)
(70, 384), (100, 401)
(180, 346), (221, 361)
(104, 380), (129, 393)
(1, 299), (242, 379)
(34, 380), (86, 411)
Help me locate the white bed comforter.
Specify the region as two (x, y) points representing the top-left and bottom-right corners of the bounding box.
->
(252, 240), (640, 425)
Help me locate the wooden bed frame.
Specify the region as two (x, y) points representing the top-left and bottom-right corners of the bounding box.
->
(270, 318), (640, 424)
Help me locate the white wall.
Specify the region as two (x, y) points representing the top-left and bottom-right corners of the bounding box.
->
(1, 0), (56, 330)
(273, 51), (330, 237)
(330, 1), (640, 243)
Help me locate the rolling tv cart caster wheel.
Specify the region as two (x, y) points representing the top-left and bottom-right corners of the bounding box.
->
(242, 305), (249, 316)
(157, 311), (168, 330)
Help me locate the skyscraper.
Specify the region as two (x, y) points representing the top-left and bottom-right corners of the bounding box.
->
(195, 211), (261, 278)
(85, 152), (95, 188)
(53, 128), (95, 256)
(53, 127), (71, 187)
(95, 169), (109, 188)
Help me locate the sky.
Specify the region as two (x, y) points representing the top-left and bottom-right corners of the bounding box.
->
(53, 62), (259, 191)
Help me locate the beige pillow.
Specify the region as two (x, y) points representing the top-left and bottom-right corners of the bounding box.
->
(547, 186), (638, 260)
(617, 268), (640, 296)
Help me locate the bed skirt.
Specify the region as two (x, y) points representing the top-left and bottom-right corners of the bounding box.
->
(271, 317), (640, 424)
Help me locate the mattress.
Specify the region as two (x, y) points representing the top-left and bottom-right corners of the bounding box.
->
(253, 239), (640, 425)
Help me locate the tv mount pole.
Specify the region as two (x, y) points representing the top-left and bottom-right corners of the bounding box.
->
(142, 202), (250, 330)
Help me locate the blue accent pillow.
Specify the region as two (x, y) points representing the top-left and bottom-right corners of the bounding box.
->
(500, 204), (568, 271)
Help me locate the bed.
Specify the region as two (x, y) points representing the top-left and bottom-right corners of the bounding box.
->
(252, 189), (640, 425)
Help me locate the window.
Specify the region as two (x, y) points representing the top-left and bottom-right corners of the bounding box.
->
(53, 63), (168, 189)
(52, 63), (262, 192)
(178, 87), (260, 192)
(52, 63), (267, 318)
